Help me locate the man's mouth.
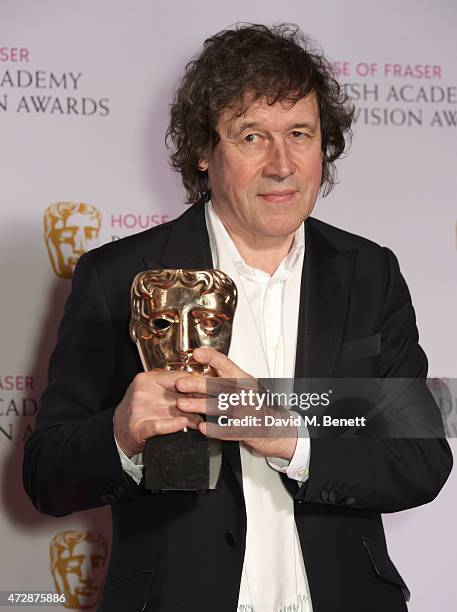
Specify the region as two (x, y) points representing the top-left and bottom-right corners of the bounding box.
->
(258, 191), (297, 203)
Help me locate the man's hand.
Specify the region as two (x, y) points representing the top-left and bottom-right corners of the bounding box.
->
(175, 347), (298, 461)
(113, 370), (203, 458)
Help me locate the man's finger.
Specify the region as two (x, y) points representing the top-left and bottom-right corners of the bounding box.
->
(137, 416), (189, 440)
(135, 369), (193, 393)
(175, 375), (260, 402)
(184, 413), (204, 430)
(177, 396), (220, 415)
(192, 347), (249, 378)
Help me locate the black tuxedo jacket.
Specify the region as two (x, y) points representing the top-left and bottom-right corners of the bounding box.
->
(23, 204), (452, 612)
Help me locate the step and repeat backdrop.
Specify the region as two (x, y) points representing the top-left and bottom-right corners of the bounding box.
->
(1, 0), (456, 610)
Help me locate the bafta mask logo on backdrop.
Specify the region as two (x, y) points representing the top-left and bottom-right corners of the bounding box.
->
(44, 202), (102, 279)
(50, 530), (108, 609)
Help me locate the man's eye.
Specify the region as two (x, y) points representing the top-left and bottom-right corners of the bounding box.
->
(291, 131), (307, 139)
(151, 317), (172, 331)
(244, 133), (260, 143)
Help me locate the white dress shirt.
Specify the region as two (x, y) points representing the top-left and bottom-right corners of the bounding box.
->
(115, 201), (312, 611)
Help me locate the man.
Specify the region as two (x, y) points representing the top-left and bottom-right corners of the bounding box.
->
(24, 24), (452, 612)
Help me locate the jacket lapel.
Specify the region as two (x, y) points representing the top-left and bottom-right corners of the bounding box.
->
(143, 203), (213, 271)
(294, 219), (358, 379)
(142, 203), (243, 491)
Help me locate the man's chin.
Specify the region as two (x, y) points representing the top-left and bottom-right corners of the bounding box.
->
(257, 216), (306, 238)
(254, 203), (311, 232)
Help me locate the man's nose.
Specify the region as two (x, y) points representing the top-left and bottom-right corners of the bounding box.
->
(262, 139), (296, 180)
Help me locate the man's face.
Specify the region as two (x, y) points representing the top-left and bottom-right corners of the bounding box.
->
(47, 211), (100, 278)
(202, 93), (323, 241)
(135, 284), (235, 372)
(53, 540), (106, 609)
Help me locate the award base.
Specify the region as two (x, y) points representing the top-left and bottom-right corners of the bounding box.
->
(144, 430), (221, 491)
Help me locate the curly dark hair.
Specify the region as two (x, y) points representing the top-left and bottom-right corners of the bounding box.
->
(166, 23), (354, 205)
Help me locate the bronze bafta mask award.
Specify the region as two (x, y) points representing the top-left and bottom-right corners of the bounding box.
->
(130, 269), (237, 491)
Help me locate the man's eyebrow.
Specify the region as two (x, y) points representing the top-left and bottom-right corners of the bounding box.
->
(288, 122), (318, 131)
(228, 120), (259, 137)
(229, 120), (319, 137)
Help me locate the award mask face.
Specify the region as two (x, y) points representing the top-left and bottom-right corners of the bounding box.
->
(44, 202), (101, 279)
(50, 530), (107, 610)
(130, 269), (237, 373)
